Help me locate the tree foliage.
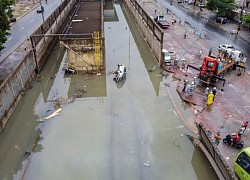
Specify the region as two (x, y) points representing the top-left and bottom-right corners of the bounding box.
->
(0, 0), (13, 52)
(242, 14), (250, 27)
(206, 0), (238, 17)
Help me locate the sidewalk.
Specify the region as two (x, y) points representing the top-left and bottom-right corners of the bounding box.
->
(12, 0), (41, 21)
(187, 4), (250, 44)
(140, 0), (250, 175)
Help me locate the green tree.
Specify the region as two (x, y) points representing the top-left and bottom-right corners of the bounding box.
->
(206, 0), (238, 17)
(0, 0), (14, 52)
(242, 14), (250, 27)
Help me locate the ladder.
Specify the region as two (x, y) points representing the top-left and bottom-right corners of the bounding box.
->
(94, 31), (101, 66)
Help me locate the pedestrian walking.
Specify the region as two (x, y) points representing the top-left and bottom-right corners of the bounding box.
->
(212, 87), (217, 101)
(184, 31), (187, 39)
(166, 8), (169, 14)
(181, 60), (186, 70)
(242, 121), (249, 133)
(214, 132), (221, 145)
(208, 47), (213, 56)
(155, 9), (157, 15)
(193, 28), (196, 35)
(236, 25), (241, 35)
(238, 57), (246, 76)
(199, 48), (203, 56)
(190, 81), (196, 93)
(204, 87), (209, 100)
(186, 84), (193, 96)
(193, 77), (197, 85)
(182, 79), (188, 92)
(204, 30), (207, 37)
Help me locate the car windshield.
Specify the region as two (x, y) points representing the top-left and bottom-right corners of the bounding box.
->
(159, 16), (164, 20)
(236, 152), (250, 174)
(165, 52), (170, 56)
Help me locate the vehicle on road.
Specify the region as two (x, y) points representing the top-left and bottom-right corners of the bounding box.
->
(187, 0), (194, 5)
(218, 44), (234, 51)
(215, 17), (227, 24)
(154, 15), (170, 29)
(162, 49), (171, 63)
(198, 2), (205, 7)
(37, 6), (44, 13)
(219, 44), (243, 62)
(187, 54), (245, 86)
(234, 147), (250, 180)
(10, 17), (17, 23)
(223, 134), (244, 149)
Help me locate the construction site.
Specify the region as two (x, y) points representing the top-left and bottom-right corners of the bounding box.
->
(60, 0), (105, 72)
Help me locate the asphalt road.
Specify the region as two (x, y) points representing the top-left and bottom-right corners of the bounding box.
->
(0, 0), (62, 63)
(162, 0), (250, 65)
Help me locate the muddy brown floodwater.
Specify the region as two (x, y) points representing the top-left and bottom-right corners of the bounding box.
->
(0, 2), (219, 180)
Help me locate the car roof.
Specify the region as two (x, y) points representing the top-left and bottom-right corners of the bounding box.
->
(238, 147), (250, 156)
(162, 49), (169, 52)
(222, 44), (233, 47)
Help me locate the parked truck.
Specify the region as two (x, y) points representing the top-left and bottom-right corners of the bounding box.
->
(187, 52), (246, 86)
(154, 15), (170, 29)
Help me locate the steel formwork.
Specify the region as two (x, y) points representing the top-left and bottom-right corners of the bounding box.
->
(61, 0), (104, 71)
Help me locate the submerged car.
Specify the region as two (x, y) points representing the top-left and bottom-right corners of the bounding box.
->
(113, 64), (126, 83)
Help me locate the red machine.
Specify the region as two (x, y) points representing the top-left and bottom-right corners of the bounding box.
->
(187, 56), (245, 86)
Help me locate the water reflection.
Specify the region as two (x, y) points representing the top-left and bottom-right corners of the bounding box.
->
(0, 1), (220, 180)
(115, 75), (126, 89)
(192, 147), (219, 179)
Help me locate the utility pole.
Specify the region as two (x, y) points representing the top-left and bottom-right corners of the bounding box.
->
(126, 27), (131, 71)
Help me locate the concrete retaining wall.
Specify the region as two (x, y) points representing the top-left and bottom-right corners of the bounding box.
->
(31, 0), (78, 70)
(0, 52), (35, 131)
(198, 124), (238, 180)
(123, 0), (164, 65)
(0, 0), (77, 132)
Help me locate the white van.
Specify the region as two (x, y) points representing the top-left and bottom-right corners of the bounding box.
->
(162, 49), (171, 63)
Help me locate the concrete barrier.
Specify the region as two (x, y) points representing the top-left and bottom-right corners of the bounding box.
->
(123, 0), (164, 66)
(198, 123), (238, 180)
(0, 0), (77, 132)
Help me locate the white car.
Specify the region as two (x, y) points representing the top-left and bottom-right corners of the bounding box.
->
(113, 64), (126, 82)
(162, 49), (171, 63)
(218, 44), (234, 51)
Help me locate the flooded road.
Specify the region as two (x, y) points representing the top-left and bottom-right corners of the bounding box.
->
(0, 3), (218, 180)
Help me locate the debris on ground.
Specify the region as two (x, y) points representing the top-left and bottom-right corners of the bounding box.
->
(38, 108), (62, 122)
(148, 65), (157, 72)
(143, 161), (150, 167)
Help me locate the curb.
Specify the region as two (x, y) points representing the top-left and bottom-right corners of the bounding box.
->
(199, 14), (250, 44)
(15, 3), (40, 21)
(178, 2), (250, 44)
